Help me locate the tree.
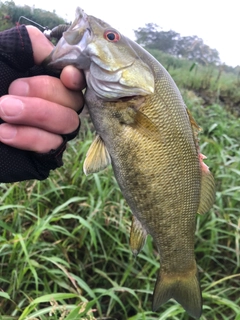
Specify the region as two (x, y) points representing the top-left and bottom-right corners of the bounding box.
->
(134, 23), (180, 55)
(176, 35), (220, 65)
(134, 23), (220, 65)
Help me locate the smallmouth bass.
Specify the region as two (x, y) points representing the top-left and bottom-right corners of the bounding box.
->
(45, 7), (215, 318)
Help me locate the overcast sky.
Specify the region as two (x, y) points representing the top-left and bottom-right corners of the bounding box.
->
(15, 0), (240, 67)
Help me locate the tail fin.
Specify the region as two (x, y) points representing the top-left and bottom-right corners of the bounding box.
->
(152, 267), (202, 319)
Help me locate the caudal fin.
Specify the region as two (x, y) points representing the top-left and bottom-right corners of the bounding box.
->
(152, 267), (202, 319)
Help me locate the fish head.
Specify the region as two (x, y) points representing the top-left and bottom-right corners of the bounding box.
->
(45, 7), (155, 100)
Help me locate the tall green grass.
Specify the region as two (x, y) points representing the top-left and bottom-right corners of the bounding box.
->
(0, 103), (240, 318)
(148, 49), (240, 115)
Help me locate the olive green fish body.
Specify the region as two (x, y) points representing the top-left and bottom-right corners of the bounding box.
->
(45, 8), (215, 319)
(86, 55), (203, 317)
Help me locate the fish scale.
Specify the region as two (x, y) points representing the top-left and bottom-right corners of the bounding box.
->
(45, 7), (215, 319)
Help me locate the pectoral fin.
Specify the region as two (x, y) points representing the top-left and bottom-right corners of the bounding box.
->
(83, 135), (111, 175)
(114, 105), (160, 140)
(133, 109), (160, 139)
(197, 153), (215, 214)
(130, 216), (148, 256)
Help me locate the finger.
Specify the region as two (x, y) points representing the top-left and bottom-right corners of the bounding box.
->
(8, 77), (84, 112)
(60, 65), (86, 91)
(0, 123), (63, 153)
(26, 26), (54, 64)
(0, 96), (80, 134)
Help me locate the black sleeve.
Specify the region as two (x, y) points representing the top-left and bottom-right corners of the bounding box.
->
(0, 25), (79, 183)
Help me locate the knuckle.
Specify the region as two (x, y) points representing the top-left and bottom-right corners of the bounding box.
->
(62, 109), (80, 134)
(28, 76), (59, 100)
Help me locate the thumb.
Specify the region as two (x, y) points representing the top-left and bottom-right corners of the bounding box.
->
(26, 25), (54, 65)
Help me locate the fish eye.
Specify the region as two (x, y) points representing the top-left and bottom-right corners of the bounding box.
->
(104, 30), (121, 42)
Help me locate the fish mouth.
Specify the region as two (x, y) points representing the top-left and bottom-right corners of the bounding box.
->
(43, 33), (91, 71)
(119, 95), (137, 102)
(43, 7), (92, 71)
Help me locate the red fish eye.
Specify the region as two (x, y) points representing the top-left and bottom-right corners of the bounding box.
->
(104, 30), (121, 42)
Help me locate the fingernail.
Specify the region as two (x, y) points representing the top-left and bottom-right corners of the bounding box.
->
(0, 124), (17, 140)
(0, 98), (24, 116)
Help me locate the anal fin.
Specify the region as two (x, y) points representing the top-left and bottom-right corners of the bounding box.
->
(130, 216), (148, 256)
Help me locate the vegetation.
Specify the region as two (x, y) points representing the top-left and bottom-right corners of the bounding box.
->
(0, 1), (66, 31)
(0, 1), (240, 319)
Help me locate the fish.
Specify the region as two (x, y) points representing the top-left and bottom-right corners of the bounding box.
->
(44, 7), (215, 319)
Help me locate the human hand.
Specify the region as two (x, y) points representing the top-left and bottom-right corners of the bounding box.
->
(0, 26), (85, 153)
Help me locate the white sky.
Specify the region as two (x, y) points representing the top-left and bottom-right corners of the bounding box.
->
(15, 0), (240, 67)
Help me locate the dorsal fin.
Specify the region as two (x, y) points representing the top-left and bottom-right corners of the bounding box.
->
(186, 109), (215, 213)
(186, 108), (201, 135)
(198, 153), (215, 214)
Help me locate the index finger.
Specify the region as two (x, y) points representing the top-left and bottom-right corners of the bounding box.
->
(8, 76), (83, 112)
(26, 25), (54, 64)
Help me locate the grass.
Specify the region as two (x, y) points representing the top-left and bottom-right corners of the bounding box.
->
(0, 78), (240, 318)
(148, 49), (240, 116)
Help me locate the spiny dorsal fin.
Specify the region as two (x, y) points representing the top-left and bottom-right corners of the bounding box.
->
(83, 135), (111, 175)
(186, 108), (201, 134)
(198, 153), (215, 214)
